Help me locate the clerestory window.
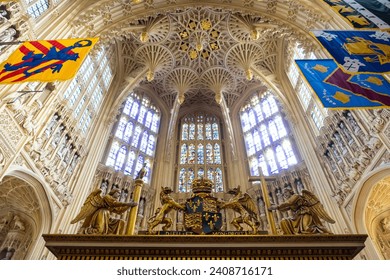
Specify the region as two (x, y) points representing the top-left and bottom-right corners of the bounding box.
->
(240, 90), (299, 176)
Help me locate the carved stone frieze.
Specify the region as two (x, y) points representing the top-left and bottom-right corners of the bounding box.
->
(0, 109), (24, 148)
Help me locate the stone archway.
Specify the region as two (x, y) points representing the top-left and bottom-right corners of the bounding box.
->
(0, 172), (53, 259)
(354, 166), (390, 260)
(364, 176), (390, 259)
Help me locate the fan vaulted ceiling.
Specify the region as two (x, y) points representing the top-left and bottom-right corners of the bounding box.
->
(71, 1), (330, 109)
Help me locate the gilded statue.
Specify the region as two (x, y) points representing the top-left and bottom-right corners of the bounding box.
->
(268, 188), (335, 234)
(147, 186), (185, 233)
(221, 185), (261, 234)
(71, 188), (137, 235)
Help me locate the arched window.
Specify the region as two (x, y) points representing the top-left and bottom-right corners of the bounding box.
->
(177, 112), (225, 192)
(287, 42), (327, 131)
(25, 0), (50, 19)
(105, 92), (160, 183)
(62, 47), (113, 136)
(240, 90), (299, 176)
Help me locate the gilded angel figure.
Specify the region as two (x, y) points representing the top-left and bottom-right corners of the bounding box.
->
(269, 188), (335, 234)
(71, 188), (137, 235)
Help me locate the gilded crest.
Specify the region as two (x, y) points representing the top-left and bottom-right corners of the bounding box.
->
(184, 178), (222, 234)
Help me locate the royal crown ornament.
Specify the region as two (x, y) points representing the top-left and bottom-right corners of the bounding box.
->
(191, 177), (213, 193)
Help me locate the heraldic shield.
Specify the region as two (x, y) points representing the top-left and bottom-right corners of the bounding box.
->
(185, 194), (222, 234)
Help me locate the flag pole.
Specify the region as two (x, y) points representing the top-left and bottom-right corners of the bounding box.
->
(0, 41), (25, 46)
(248, 171), (278, 235)
(6, 90), (43, 104)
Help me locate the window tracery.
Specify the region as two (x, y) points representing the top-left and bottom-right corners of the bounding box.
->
(105, 92), (160, 183)
(62, 48), (113, 136)
(24, 0), (49, 19)
(287, 42), (327, 131)
(178, 112), (225, 192)
(240, 91), (298, 176)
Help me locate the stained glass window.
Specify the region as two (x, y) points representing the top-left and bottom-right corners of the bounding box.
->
(105, 92), (160, 182)
(26, 0), (49, 19)
(182, 124), (189, 140)
(114, 146), (127, 171)
(198, 168), (204, 178)
(125, 151), (136, 175)
(240, 90), (300, 176)
(189, 123), (196, 140)
(180, 144), (188, 164)
(197, 144), (204, 164)
(123, 122), (133, 143)
(106, 141), (119, 167)
(147, 135), (155, 156)
(188, 144), (196, 164)
(214, 144), (221, 164)
(177, 112), (225, 192)
(140, 132), (148, 153)
(179, 168), (186, 192)
(115, 117), (127, 139)
(62, 47), (113, 137)
(287, 42), (327, 131)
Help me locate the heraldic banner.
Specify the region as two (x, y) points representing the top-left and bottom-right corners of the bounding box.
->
(311, 30), (390, 73)
(295, 59), (390, 109)
(0, 38), (99, 84)
(322, 0), (390, 29)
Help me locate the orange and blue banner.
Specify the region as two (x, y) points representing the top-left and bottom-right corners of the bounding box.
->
(322, 0), (390, 29)
(312, 30), (390, 73)
(0, 38), (99, 84)
(295, 59), (390, 108)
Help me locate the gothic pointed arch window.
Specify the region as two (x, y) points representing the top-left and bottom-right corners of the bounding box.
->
(177, 112), (225, 192)
(62, 47), (113, 136)
(287, 42), (328, 131)
(240, 90), (299, 176)
(25, 0), (50, 19)
(105, 92), (160, 184)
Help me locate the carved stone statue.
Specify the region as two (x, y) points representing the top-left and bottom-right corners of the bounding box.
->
(71, 189), (137, 234)
(11, 215), (25, 231)
(135, 163), (147, 179)
(0, 247), (15, 260)
(381, 217), (390, 234)
(0, 27), (16, 42)
(221, 185), (260, 234)
(269, 188), (335, 234)
(147, 186), (185, 233)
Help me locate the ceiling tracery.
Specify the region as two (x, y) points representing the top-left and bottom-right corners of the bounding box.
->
(71, 1), (331, 109)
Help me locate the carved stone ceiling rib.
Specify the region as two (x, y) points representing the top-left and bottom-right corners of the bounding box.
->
(72, 1), (330, 109)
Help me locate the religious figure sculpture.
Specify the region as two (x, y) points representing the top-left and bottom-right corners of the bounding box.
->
(147, 186), (185, 233)
(71, 188), (137, 235)
(221, 185), (261, 234)
(269, 188), (335, 234)
(0, 247), (15, 260)
(135, 163), (147, 179)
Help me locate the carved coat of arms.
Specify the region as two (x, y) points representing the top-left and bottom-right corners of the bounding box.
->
(185, 191), (222, 234)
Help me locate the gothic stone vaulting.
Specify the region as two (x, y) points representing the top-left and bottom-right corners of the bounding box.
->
(0, 0), (389, 260)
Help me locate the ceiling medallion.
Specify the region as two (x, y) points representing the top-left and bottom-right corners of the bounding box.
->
(178, 18), (220, 61)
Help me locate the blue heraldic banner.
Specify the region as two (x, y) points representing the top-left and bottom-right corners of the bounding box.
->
(312, 30), (390, 73)
(322, 0), (390, 29)
(295, 59), (390, 109)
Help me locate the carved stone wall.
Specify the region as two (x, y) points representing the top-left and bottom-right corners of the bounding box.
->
(316, 109), (389, 207)
(364, 177), (390, 259)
